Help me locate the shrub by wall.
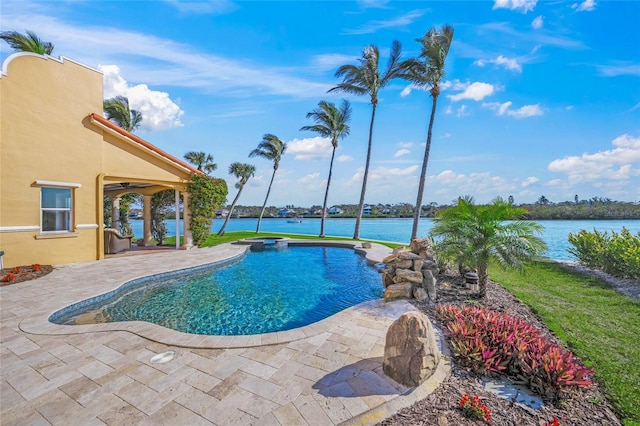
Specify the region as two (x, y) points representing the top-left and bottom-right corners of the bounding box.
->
(187, 174), (227, 246)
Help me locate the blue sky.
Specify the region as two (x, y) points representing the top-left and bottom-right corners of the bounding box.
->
(2, 0), (639, 207)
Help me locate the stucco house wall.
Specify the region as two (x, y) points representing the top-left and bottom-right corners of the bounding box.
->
(0, 53), (196, 268)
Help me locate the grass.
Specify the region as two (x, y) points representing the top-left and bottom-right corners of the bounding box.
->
(164, 231), (405, 249)
(490, 259), (640, 425)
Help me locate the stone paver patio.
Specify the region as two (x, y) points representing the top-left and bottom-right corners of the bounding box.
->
(1, 241), (449, 425)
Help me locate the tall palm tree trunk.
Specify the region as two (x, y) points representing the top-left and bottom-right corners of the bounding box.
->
(218, 187), (244, 236)
(256, 170), (277, 233)
(478, 263), (489, 298)
(353, 103), (377, 240)
(320, 146), (337, 238)
(411, 94), (439, 241)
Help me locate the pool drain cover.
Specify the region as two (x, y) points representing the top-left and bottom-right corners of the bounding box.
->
(150, 351), (175, 364)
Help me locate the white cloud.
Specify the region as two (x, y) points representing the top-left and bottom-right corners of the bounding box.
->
(509, 104), (543, 118)
(483, 101), (543, 118)
(286, 137), (332, 160)
(457, 105), (468, 117)
(99, 65), (183, 131)
(447, 82), (495, 102)
(400, 85), (413, 97)
(548, 134), (640, 183)
(493, 0), (537, 13)
(163, 0), (237, 15)
(572, 0), (596, 12)
(344, 9), (425, 34)
(474, 55), (522, 72)
(531, 44), (541, 54)
(522, 176), (539, 187)
(312, 53), (358, 70)
(445, 106), (453, 115)
(394, 149), (410, 158)
(0, 13), (331, 99)
(531, 15), (544, 29)
(596, 63), (640, 77)
(430, 170), (516, 198)
(336, 155), (353, 162)
(398, 142), (413, 148)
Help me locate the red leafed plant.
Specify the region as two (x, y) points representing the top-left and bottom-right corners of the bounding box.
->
(31, 264), (42, 272)
(436, 304), (594, 400)
(459, 394), (491, 423)
(11, 266), (22, 274)
(543, 418), (560, 426)
(1, 273), (16, 283)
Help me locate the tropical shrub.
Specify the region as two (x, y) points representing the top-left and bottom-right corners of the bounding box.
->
(436, 304), (594, 400)
(459, 394), (491, 423)
(187, 173), (227, 246)
(568, 227), (640, 279)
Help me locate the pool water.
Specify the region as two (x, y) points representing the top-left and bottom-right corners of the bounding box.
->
(55, 246), (384, 335)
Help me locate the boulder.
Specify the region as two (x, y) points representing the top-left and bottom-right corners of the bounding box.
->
(397, 251), (422, 260)
(394, 259), (413, 269)
(384, 283), (413, 301)
(422, 259), (438, 275)
(381, 270), (395, 287)
(412, 258), (423, 272)
(413, 287), (428, 301)
(393, 269), (423, 284)
(383, 311), (441, 386)
(382, 254), (397, 263)
(423, 270), (437, 300)
(409, 238), (431, 253)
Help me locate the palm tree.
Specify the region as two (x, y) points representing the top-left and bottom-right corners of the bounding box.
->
(103, 96), (143, 132)
(218, 162), (256, 236)
(300, 100), (352, 237)
(0, 30), (54, 55)
(249, 134), (287, 233)
(184, 151), (217, 175)
(401, 25), (454, 241)
(430, 196), (547, 298)
(329, 40), (403, 239)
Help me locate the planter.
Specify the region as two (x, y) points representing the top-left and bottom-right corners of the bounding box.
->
(466, 283), (479, 292)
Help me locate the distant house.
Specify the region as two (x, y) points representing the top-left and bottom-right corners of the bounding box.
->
(363, 205), (373, 215)
(328, 206), (343, 215)
(0, 53), (200, 268)
(277, 208), (296, 217)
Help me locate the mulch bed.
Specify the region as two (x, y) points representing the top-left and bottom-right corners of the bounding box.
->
(378, 271), (623, 426)
(0, 264), (54, 286)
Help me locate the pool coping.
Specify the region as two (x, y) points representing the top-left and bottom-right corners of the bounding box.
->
(18, 239), (397, 349)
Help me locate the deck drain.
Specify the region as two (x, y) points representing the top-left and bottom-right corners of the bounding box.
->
(150, 351), (175, 364)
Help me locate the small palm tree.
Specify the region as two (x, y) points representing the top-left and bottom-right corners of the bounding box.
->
(249, 134), (287, 233)
(300, 100), (352, 238)
(184, 151), (217, 175)
(430, 196), (547, 298)
(103, 96), (143, 132)
(0, 30), (54, 55)
(329, 40), (403, 239)
(401, 25), (454, 241)
(218, 162), (256, 236)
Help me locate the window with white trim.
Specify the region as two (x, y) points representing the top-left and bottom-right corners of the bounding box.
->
(41, 187), (73, 232)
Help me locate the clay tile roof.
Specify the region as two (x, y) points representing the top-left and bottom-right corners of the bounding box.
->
(89, 113), (203, 175)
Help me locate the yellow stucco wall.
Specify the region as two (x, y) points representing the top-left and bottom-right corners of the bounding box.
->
(0, 54), (191, 268)
(0, 54), (104, 267)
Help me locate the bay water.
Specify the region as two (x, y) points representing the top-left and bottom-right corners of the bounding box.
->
(130, 218), (639, 261)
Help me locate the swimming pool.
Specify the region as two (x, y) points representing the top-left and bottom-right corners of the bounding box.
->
(50, 244), (384, 335)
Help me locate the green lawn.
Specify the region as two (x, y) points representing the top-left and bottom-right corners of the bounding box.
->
(490, 259), (640, 425)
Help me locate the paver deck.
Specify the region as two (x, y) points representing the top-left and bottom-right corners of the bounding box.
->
(1, 241), (449, 425)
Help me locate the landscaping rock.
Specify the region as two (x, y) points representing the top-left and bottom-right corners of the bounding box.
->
(382, 269), (395, 287)
(412, 258), (424, 272)
(384, 283), (413, 302)
(383, 311), (440, 387)
(413, 287), (428, 301)
(394, 259), (414, 269)
(423, 270), (437, 300)
(394, 269), (423, 284)
(397, 251), (422, 260)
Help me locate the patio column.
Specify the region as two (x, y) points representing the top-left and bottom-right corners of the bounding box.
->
(111, 197), (120, 230)
(175, 190), (181, 250)
(142, 195), (156, 247)
(182, 191), (194, 249)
